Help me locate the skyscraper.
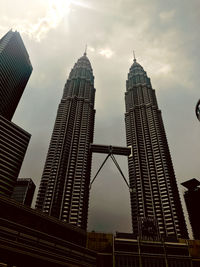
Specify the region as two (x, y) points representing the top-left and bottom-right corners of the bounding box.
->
(182, 178), (200, 239)
(125, 57), (188, 239)
(0, 116), (31, 196)
(0, 30), (32, 196)
(11, 178), (36, 206)
(36, 52), (96, 229)
(0, 30), (32, 120)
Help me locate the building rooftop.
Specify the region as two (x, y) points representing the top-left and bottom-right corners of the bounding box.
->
(181, 178), (200, 190)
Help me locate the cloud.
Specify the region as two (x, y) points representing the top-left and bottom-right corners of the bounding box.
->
(87, 46), (114, 58)
(157, 64), (171, 74)
(159, 9), (175, 22)
(23, 0), (72, 41)
(99, 48), (114, 58)
(72, 0), (93, 9)
(88, 46), (95, 52)
(0, 0), (72, 42)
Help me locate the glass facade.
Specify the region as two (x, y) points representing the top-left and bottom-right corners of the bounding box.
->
(0, 30), (32, 120)
(0, 30), (32, 197)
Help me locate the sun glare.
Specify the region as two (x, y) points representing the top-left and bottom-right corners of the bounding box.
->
(22, 0), (73, 41)
(11, 0), (91, 42)
(72, 0), (92, 9)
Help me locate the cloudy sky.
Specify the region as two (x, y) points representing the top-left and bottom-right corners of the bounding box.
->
(1, 0), (200, 236)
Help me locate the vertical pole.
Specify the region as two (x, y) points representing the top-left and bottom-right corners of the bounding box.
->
(138, 237), (143, 267)
(113, 234), (115, 267)
(163, 239), (168, 267)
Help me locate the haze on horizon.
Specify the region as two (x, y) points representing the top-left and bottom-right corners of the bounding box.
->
(0, 0), (199, 236)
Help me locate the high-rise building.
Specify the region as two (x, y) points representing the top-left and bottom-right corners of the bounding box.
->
(0, 30), (32, 120)
(181, 178), (200, 240)
(0, 116), (31, 196)
(36, 52), (96, 229)
(11, 178), (36, 206)
(124, 57), (188, 239)
(0, 30), (32, 196)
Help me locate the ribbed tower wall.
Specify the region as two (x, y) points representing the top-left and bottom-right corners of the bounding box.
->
(125, 59), (188, 239)
(36, 53), (95, 230)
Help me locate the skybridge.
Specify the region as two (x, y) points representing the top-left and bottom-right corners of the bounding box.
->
(90, 144), (132, 191)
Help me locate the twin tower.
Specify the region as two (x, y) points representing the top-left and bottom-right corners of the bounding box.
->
(36, 52), (188, 239)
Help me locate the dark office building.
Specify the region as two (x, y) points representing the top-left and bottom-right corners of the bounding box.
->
(124, 57), (188, 239)
(182, 178), (200, 240)
(36, 52), (96, 229)
(0, 30), (32, 197)
(0, 30), (32, 120)
(11, 178), (35, 206)
(0, 116), (31, 196)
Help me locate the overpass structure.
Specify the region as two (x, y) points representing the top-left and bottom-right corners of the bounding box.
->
(0, 195), (96, 267)
(0, 195), (200, 266)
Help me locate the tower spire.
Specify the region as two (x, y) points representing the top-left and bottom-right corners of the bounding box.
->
(84, 44), (87, 56)
(133, 50), (136, 62)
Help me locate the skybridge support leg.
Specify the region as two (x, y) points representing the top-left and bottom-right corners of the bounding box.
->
(90, 151), (131, 191)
